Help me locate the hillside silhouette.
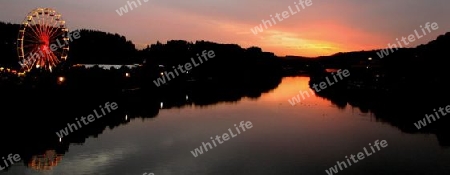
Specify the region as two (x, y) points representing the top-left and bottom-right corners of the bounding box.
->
(67, 29), (139, 64)
(0, 22), (20, 67)
(308, 32), (450, 90)
(0, 21), (282, 82)
(1, 21), (450, 86)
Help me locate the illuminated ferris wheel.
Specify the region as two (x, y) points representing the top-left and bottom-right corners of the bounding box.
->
(17, 8), (69, 72)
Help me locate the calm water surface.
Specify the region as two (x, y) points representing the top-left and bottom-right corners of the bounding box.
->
(5, 77), (450, 175)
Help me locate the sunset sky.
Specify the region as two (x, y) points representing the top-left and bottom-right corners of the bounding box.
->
(1, 0), (449, 57)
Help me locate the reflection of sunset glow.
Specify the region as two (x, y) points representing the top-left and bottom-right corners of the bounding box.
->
(28, 150), (64, 171)
(257, 76), (333, 107)
(263, 76), (314, 101)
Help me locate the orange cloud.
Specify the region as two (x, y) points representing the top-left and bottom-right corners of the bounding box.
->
(209, 17), (391, 57)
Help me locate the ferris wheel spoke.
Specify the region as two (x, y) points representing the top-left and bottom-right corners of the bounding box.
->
(40, 15), (48, 34)
(50, 54), (59, 66)
(44, 18), (56, 38)
(22, 44), (39, 51)
(22, 43), (37, 48)
(45, 48), (58, 63)
(47, 23), (59, 38)
(23, 42), (41, 49)
(46, 18), (58, 32)
(35, 17), (43, 36)
(43, 52), (52, 65)
(24, 46), (42, 56)
(28, 23), (41, 37)
(23, 41), (40, 48)
(24, 36), (40, 43)
(21, 49), (39, 67)
(43, 13), (52, 35)
(46, 16), (57, 36)
(49, 29), (62, 39)
(42, 17), (50, 35)
(49, 31), (64, 42)
(29, 19), (42, 37)
(25, 57), (37, 67)
(39, 18), (47, 38)
(38, 17), (46, 36)
(25, 46), (39, 54)
(29, 24), (43, 39)
(48, 27), (63, 40)
(24, 32), (41, 41)
(49, 20), (64, 39)
(36, 57), (43, 67)
(43, 22), (51, 37)
(26, 47), (40, 58)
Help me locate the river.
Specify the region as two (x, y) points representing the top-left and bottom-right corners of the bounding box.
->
(4, 76), (450, 175)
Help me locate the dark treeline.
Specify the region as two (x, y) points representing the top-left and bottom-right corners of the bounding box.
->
(307, 32), (450, 108)
(139, 40), (282, 87)
(311, 32), (450, 87)
(2, 20), (450, 82)
(0, 22), (20, 67)
(281, 31), (450, 72)
(2, 20), (450, 95)
(0, 21), (282, 89)
(278, 56), (320, 76)
(296, 31), (450, 110)
(3, 20), (450, 96)
(0, 22), (140, 66)
(68, 29), (139, 64)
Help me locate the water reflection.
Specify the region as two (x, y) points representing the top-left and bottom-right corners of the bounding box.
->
(310, 76), (450, 147)
(1, 75), (449, 174)
(0, 75), (282, 172)
(28, 150), (63, 171)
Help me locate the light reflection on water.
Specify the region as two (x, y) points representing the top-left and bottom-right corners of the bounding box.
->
(4, 76), (450, 175)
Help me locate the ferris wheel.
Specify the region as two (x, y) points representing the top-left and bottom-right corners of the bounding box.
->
(17, 8), (69, 72)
